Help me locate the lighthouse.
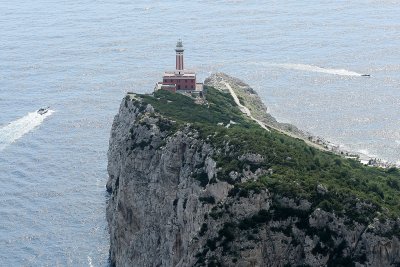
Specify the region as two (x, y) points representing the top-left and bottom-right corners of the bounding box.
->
(155, 40), (203, 94)
(175, 39), (184, 74)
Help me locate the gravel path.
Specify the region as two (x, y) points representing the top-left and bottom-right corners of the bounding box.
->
(222, 81), (270, 131)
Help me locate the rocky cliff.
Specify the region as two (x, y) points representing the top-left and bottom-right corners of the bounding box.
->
(106, 73), (400, 267)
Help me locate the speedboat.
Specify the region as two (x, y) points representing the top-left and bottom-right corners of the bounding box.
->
(37, 107), (50, 115)
(361, 74), (371, 77)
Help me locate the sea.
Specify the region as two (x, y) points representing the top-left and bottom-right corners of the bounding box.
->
(0, 0), (399, 265)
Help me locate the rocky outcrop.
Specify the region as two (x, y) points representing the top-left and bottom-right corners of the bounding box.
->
(204, 73), (307, 138)
(106, 81), (400, 266)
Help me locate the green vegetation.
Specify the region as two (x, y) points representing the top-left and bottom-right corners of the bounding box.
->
(134, 87), (400, 219)
(194, 171), (209, 188)
(139, 87), (250, 127)
(199, 196), (216, 205)
(199, 223), (208, 236)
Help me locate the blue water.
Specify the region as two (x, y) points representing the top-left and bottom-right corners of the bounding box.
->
(1, 1), (399, 265)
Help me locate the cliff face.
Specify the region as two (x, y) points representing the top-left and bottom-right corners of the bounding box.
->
(106, 74), (400, 267)
(107, 97), (222, 266)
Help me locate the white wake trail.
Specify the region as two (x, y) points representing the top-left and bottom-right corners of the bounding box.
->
(0, 110), (54, 151)
(270, 63), (363, 76)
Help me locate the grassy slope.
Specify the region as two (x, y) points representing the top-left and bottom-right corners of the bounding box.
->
(136, 87), (400, 221)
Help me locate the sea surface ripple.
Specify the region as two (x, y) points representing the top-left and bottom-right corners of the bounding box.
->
(0, 0), (399, 265)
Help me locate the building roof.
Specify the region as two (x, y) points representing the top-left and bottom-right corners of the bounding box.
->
(163, 71), (196, 78)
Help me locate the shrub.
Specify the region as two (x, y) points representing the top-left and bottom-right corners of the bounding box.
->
(218, 222), (236, 243)
(199, 223), (208, 236)
(195, 171), (209, 187)
(199, 196), (216, 204)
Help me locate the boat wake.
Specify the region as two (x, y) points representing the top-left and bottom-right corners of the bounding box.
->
(271, 63), (364, 76)
(87, 256), (94, 267)
(0, 109), (54, 151)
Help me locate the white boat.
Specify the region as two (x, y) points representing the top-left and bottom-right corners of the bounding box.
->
(37, 107), (50, 115)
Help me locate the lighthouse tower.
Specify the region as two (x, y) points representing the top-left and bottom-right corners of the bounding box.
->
(175, 40), (184, 74)
(155, 40), (203, 94)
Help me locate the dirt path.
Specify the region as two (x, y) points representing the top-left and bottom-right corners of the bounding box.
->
(222, 81), (270, 131)
(221, 80), (329, 151)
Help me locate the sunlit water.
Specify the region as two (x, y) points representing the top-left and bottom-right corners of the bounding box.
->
(0, 0), (399, 265)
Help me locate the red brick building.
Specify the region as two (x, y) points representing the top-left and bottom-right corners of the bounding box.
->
(155, 40), (203, 94)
